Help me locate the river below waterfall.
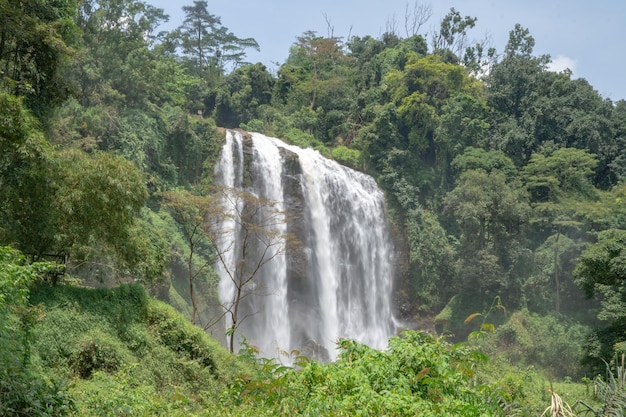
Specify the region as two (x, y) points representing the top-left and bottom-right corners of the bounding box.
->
(214, 130), (397, 362)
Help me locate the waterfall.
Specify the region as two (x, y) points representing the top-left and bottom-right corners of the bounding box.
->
(214, 130), (396, 361)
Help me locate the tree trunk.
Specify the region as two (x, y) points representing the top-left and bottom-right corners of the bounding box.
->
(554, 230), (561, 313)
(189, 245), (197, 324)
(229, 285), (242, 353)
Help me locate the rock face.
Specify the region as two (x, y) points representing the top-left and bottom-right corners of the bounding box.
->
(214, 130), (397, 363)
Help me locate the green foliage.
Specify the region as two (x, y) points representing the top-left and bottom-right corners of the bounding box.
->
(444, 169), (530, 298)
(451, 147), (517, 178)
(0, 247), (41, 366)
(0, 247), (76, 416)
(0, 0), (79, 118)
(69, 329), (132, 378)
(522, 148), (599, 203)
(592, 355), (626, 416)
(29, 283), (247, 414)
(488, 310), (589, 379)
(229, 331), (505, 416)
(330, 145), (361, 168)
(574, 229), (626, 370)
(436, 293), (508, 344)
(174, 0), (259, 78)
(436, 93), (490, 154)
(0, 93), (56, 256)
(147, 301), (220, 372)
(214, 63), (275, 128)
(6, 1), (626, 405)
(431, 8), (477, 60)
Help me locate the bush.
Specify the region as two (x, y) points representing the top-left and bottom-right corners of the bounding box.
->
(0, 367), (75, 417)
(490, 310), (589, 379)
(229, 331), (507, 416)
(147, 302), (219, 372)
(331, 145), (361, 168)
(69, 330), (132, 378)
(0, 247), (76, 416)
(72, 368), (196, 417)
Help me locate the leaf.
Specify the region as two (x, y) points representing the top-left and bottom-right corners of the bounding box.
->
(468, 331), (485, 341)
(480, 323), (495, 333)
(464, 312), (482, 324)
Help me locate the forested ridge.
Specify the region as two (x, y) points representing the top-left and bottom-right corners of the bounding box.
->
(2, 0), (626, 415)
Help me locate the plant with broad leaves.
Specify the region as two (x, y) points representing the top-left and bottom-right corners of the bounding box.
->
(465, 295), (507, 340)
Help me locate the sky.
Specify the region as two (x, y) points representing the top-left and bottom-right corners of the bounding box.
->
(149, 0), (626, 102)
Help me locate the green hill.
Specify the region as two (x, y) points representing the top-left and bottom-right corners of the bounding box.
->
(27, 283), (247, 416)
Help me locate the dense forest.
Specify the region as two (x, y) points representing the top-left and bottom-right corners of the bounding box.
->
(2, 0), (626, 415)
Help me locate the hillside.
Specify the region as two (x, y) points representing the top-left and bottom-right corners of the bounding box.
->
(1, 265), (599, 416)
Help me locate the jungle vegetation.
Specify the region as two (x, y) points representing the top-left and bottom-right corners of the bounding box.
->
(1, 0), (626, 415)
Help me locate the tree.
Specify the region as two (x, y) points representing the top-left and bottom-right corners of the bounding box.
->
(176, 0), (258, 78)
(204, 187), (294, 353)
(574, 229), (626, 369)
(520, 148), (600, 313)
(177, 1), (220, 76)
(0, 93), (55, 257)
(161, 189), (214, 324)
(435, 93), (490, 184)
(0, 0), (79, 118)
(451, 147), (517, 179)
(431, 8), (477, 61)
(575, 229), (626, 305)
(444, 169), (530, 297)
(279, 31), (348, 110)
(522, 147), (599, 204)
(384, 53), (484, 191)
(403, 2), (432, 37)
(503, 24), (535, 58)
(214, 63), (275, 127)
(160, 185), (295, 352)
(609, 100), (626, 183)
(48, 149), (156, 282)
(74, 0), (170, 108)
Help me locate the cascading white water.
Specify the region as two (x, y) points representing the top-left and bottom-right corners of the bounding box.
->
(214, 130), (396, 361)
(213, 130), (243, 335)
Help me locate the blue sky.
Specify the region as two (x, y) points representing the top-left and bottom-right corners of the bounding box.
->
(150, 1), (626, 102)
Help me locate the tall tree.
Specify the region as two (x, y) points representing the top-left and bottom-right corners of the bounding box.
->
(0, 0), (79, 118)
(214, 63), (275, 128)
(431, 8), (477, 61)
(176, 0), (258, 78)
(575, 229), (626, 370)
(521, 148), (600, 313)
(0, 93), (55, 257)
(161, 189), (214, 324)
(444, 169), (530, 298)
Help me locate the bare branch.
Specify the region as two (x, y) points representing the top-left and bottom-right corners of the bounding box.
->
(201, 184), (300, 352)
(385, 12), (400, 38)
(323, 12), (334, 39)
(404, 1), (432, 37)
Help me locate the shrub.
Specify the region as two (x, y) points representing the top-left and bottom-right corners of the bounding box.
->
(490, 310), (588, 379)
(69, 330), (132, 378)
(0, 367), (75, 417)
(229, 331), (507, 416)
(331, 145), (361, 168)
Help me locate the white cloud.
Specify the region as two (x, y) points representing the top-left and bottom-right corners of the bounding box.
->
(547, 55), (577, 75)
